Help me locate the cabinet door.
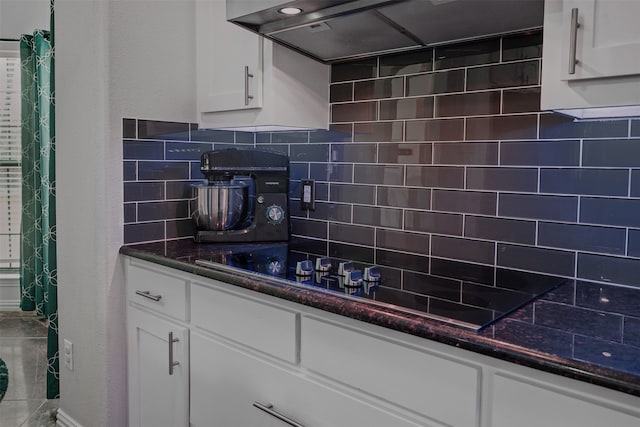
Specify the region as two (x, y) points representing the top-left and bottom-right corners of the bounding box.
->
(490, 373), (640, 427)
(190, 332), (426, 427)
(128, 308), (189, 427)
(562, 0), (640, 80)
(196, 0), (263, 113)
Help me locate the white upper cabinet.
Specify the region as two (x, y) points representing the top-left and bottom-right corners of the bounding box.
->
(195, 0), (329, 129)
(196, 0), (263, 113)
(561, 0), (640, 81)
(541, 0), (640, 119)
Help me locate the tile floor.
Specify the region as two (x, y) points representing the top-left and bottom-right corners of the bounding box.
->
(0, 311), (58, 427)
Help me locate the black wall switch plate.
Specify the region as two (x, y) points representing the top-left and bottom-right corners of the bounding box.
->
(300, 179), (315, 211)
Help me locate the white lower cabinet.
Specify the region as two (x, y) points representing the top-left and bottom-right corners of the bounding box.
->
(124, 256), (640, 427)
(190, 331), (424, 427)
(127, 308), (189, 427)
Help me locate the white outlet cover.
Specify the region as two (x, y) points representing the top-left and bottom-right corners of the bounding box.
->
(63, 339), (73, 371)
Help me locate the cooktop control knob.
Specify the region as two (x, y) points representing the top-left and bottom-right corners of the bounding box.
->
(315, 257), (332, 272)
(363, 266), (381, 282)
(266, 204), (285, 225)
(295, 260), (314, 277)
(345, 270), (363, 287)
(265, 257), (285, 276)
(338, 261), (354, 277)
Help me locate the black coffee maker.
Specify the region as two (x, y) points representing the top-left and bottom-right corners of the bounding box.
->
(191, 148), (290, 243)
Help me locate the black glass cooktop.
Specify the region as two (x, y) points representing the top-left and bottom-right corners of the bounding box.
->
(192, 243), (568, 331)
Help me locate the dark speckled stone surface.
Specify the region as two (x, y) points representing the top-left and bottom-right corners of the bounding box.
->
(120, 240), (640, 397)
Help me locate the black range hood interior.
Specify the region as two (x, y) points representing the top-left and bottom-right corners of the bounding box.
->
(227, 0), (545, 63)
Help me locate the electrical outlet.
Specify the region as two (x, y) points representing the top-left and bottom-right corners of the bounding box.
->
(63, 339), (74, 371)
(300, 179), (315, 211)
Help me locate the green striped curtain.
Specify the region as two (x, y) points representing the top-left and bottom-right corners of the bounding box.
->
(19, 26), (58, 399)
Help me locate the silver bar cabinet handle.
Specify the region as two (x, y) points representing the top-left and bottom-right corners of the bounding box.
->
(244, 65), (254, 106)
(568, 7), (580, 75)
(168, 332), (180, 375)
(135, 290), (162, 302)
(253, 402), (305, 427)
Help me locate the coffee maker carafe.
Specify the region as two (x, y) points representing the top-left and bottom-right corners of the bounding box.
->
(191, 148), (290, 243)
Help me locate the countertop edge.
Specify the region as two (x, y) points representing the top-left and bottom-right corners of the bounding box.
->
(120, 246), (640, 397)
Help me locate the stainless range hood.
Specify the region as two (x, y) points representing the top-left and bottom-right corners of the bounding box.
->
(227, 0), (544, 63)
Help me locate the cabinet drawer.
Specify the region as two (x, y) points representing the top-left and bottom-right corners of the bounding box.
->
(191, 282), (298, 364)
(126, 260), (188, 321)
(301, 316), (480, 427)
(191, 332), (425, 427)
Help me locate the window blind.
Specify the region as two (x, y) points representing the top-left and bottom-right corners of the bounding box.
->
(0, 42), (21, 271)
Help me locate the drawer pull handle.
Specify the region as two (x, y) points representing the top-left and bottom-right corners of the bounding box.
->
(568, 7), (581, 74)
(168, 332), (180, 375)
(253, 401), (305, 427)
(135, 290), (162, 302)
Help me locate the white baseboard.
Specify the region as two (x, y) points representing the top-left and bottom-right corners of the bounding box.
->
(0, 276), (20, 310)
(0, 300), (20, 310)
(56, 409), (85, 427)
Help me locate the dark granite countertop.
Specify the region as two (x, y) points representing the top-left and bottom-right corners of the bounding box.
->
(120, 240), (640, 397)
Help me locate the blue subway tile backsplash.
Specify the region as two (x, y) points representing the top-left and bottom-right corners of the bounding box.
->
(432, 189), (497, 216)
(466, 167), (538, 192)
(466, 114), (538, 140)
(165, 141), (212, 160)
(502, 31), (543, 61)
(138, 120), (190, 140)
(499, 139), (581, 166)
(122, 119), (137, 138)
(122, 120), (238, 243)
(502, 87), (541, 114)
(498, 193), (578, 222)
(138, 161), (190, 181)
(466, 60), (540, 91)
(123, 182), (165, 202)
(379, 49), (432, 77)
(123, 30), (640, 337)
(497, 244), (576, 277)
(537, 222), (627, 255)
(433, 142), (498, 165)
(464, 216), (536, 245)
(123, 140), (165, 160)
(539, 168), (629, 196)
(582, 139), (640, 167)
(539, 114), (629, 139)
(406, 69), (465, 96)
(433, 38), (500, 69)
(431, 235), (495, 265)
(190, 129), (237, 143)
(354, 121), (404, 142)
(580, 198), (640, 228)
(123, 161), (137, 181)
(354, 77), (404, 100)
(577, 254), (640, 288)
(331, 58), (377, 83)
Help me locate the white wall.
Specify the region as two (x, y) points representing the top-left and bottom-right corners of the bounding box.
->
(0, 0), (50, 39)
(55, 0), (196, 425)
